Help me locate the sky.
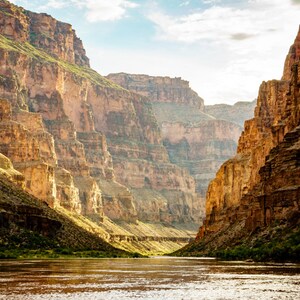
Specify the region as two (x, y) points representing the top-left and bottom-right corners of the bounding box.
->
(9, 0), (300, 105)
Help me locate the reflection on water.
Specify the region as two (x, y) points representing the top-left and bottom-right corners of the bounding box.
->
(0, 257), (299, 299)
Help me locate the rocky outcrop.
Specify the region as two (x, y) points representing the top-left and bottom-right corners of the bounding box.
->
(0, 171), (128, 255)
(0, 0), (139, 224)
(0, 99), (57, 206)
(243, 125), (300, 232)
(205, 100), (256, 127)
(107, 73), (244, 221)
(180, 28), (300, 257)
(26, 11), (90, 67)
(0, 0), (88, 67)
(0, 153), (24, 187)
(106, 73), (205, 110)
(282, 25), (300, 81)
(0, 0), (29, 42)
(162, 120), (241, 195)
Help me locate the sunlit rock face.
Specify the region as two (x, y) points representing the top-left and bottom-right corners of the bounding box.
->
(106, 73), (250, 221)
(0, 0), (201, 227)
(0, 98), (57, 206)
(0, 152), (24, 188)
(106, 73), (205, 110)
(193, 28), (300, 251)
(26, 10), (90, 67)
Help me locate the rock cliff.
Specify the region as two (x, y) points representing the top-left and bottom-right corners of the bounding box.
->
(0, 0), (200, 253)
(177, 28), (300, 260)
(106, 73), (205, 110)
(106, 73), (244, 220)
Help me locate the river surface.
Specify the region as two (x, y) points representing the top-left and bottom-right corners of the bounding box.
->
(0, 257), (299, 299)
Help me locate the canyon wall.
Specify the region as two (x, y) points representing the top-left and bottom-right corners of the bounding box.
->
(0, 0), (200, 248)
(180, 28), (300, 255)
(107, 73), (245, 220)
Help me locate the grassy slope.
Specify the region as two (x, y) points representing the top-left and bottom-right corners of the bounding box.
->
(173, 219), (300, 262)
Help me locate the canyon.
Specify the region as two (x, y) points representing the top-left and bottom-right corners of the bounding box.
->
(0, 0), (264, 256)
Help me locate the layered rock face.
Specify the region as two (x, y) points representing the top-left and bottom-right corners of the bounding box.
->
(187, 29), (300, 253)
(106, 73), (205, 110)
(107, 73), (244, 220)
(0, 166), (127, 255)
(0, 98), (57, 206)
(0, 0), (200, 234)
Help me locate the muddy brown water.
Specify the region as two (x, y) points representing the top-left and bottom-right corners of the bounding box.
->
(0, 257), (299, 299)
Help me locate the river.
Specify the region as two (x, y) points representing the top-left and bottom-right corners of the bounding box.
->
(0, 257), (299, 299)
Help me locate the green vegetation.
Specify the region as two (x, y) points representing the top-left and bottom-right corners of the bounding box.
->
(0, 225), (143, 259)
(0, 34), (124, 90)
(0, 248), (142, 259)
(0, 9), (14, 17)
(0, 228), (141, 259)
(173, 226), (300, 263)
(212, 228), (300, 262)
(0, 223), (142, 259)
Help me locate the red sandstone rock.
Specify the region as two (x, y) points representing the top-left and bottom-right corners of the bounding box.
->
(0, 0), (29, 42)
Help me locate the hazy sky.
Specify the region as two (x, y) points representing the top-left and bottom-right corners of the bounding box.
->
(10, 0), (300, 105)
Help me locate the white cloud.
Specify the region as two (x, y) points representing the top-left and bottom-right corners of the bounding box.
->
(180, 1), (190, 6)
(39, 0), (68, 9)
(145, 0), (300, 103)
(38, 0), (138, 22)
(202, 0), (221, 4)
(149, 6), (259, 43)
(83, 0), (138, 22)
